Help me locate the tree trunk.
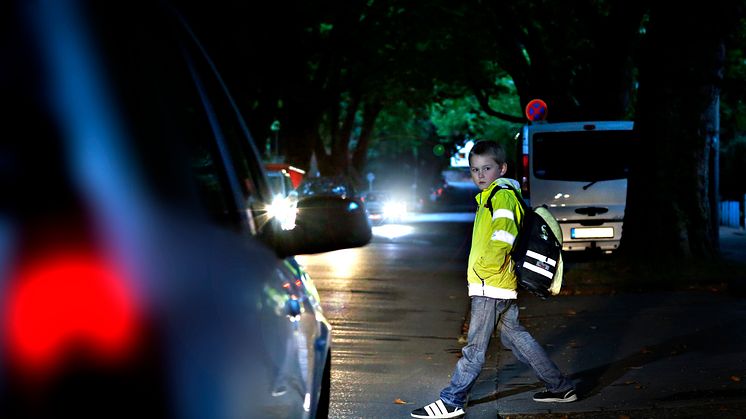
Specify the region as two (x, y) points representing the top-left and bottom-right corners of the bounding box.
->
(583, 0), (646, 120)
(283, 100), (323, 173)
(331, 92), (360, 175)
(622, 5), (726, 262)
(351, 101), (382, 173)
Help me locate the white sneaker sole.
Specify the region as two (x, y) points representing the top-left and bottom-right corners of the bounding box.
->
(411, 412), (464, 419)
(533, 394), (578, 403)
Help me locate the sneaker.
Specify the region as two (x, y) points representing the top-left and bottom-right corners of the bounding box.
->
(533, 388), (578, 403)
(410, 399), (465, 418)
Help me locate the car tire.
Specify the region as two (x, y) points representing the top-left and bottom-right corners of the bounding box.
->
(315, 350), (331, 418)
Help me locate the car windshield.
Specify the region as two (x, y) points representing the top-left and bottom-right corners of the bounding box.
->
(364, 192), (388, 202)
(267, 172), (292, 196)
(299, 176), (354, 198)
(533, 130), (636, 182)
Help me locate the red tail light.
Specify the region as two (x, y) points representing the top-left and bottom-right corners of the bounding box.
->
(3, 251), (141, 378)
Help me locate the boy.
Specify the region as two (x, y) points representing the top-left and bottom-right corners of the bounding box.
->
(411, 140), (576, 419)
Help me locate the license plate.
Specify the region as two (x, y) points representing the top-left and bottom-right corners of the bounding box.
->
(571, 227), (614, 239)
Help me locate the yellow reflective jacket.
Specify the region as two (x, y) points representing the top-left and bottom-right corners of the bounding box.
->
(467, 178), (524, 299)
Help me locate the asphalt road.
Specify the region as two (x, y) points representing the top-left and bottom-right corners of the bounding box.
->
(296, 216), (475, 418)
(298, 214), (746, 419)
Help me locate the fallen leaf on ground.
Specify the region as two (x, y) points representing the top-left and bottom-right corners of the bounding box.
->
(394, 398), (408, 405)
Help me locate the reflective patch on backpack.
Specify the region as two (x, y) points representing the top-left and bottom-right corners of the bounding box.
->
(540, 225), (549, 241)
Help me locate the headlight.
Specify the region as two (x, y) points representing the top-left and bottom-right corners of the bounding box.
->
(266, 194), (298, 230)
(383, 201), (406, 219)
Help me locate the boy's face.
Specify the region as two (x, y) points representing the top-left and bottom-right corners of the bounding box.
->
(469, 154), (507, 190)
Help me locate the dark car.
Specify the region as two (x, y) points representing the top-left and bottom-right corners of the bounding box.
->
(0, 1), (370, 418)
(295, 176), (371, 244)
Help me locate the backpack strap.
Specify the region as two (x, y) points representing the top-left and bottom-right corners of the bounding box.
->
(483, 186), (501, 216)
(484, 184), (529, 216)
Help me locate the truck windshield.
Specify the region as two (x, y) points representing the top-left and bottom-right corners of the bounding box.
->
(533, 130), (635, 182)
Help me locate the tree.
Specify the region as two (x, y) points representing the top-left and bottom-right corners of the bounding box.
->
(622, 3), (741, 261)
(186, 0), (746, 258)
(719, 13), (746, 203)
(453, 0), (645, 122)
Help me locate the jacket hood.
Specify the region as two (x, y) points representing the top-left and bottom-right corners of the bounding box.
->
(475, 178), (522, 203)
(496, 178), (521, 190)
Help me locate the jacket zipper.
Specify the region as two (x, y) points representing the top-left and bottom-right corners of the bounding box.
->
(473, 268), (486, 296)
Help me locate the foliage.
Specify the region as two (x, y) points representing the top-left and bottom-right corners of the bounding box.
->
(429, 76), (522, 148)
(185, 1), (745, 249)
(720, 14), (746, 199)
(368, 101), (422, 160)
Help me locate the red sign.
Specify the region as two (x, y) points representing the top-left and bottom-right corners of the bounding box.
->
(525, 99), (548, 121)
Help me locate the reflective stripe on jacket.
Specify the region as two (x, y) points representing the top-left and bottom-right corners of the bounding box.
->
(467, 178), (524, 299)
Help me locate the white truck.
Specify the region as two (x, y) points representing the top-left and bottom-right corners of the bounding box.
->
(515, 120), (636, 252)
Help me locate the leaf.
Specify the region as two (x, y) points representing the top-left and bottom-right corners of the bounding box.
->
(730, 375), (741, 382)
(394, 398), (408, 405)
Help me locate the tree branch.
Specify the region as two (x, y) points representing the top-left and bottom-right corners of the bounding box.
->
(472, 87), (525, 123)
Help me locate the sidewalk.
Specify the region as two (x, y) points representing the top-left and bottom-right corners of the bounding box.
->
(721, 226), (746, 265)
(462, 227), (746, 418)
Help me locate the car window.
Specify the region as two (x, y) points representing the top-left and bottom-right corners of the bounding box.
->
(82, 4), (243, 231)
(533, 130), (635, 182)
(267, 172), (294, 197)
(85, 3), (281, 237)
(174, 15), (276, 235)
(365, 193), (388, 202)
(299, 176), (355, 198)
(186, 61), (274, 234)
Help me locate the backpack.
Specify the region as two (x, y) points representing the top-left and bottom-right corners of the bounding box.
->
(484, 185), (564, 299)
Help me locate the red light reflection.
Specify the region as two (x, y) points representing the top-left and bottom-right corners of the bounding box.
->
(3, 252), (140, 377)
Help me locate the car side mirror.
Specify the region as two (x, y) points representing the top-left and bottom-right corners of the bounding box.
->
(273, 195), (372, 256)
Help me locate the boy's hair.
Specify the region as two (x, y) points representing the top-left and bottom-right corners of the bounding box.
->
(469, 140), (506, 166)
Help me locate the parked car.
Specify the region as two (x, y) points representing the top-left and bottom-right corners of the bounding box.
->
(515, 120), (635, 252)
(0, 1), (371, 418)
